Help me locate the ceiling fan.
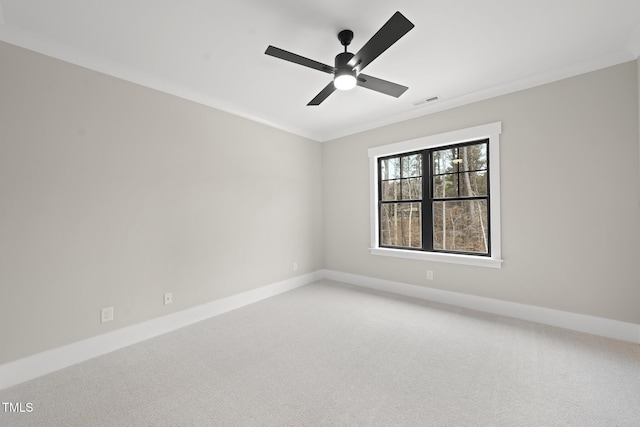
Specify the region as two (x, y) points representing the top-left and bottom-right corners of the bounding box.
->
(265, 11), (414, 106)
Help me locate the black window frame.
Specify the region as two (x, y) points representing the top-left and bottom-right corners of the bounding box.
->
(377, 138), (491, 257)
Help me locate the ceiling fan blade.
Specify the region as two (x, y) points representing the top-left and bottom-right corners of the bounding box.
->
(347, 11), (414, 73)
(307, 82), (337, 106)
(265, 46), (335, 74)
(357, 74), (408, 98)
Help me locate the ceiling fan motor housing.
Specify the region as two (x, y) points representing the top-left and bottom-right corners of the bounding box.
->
(334, 52), (357, 90)
(336, 29), (356, 79)
(335, 51), (355, 72)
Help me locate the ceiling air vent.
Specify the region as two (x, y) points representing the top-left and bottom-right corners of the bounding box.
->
(413, 96), (439, 106)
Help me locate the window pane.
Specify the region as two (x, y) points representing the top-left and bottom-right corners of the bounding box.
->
(432, 148), (455, 174)
(383, 178), (422, 201)
(459, 171), (487, 196)
(381, 179), (401, 201)
(433, 200), (488, 254)
(402, 154), (422, 178)
(381, 157), (400, 180)
(401, 177), (422, 200)
(380, 202), (422, 248)
(433, 174), (458, 198)
(458, 144), (487, 172)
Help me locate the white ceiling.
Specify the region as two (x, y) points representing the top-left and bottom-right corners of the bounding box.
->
(1, 0), (639, 142)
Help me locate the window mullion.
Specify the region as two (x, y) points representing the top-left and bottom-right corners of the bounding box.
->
(377, 159), (383, 248)
(423, 150), (433, 251)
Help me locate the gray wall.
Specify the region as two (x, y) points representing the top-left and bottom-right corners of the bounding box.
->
(0, 42), (324, 364)
(323, 61), (640, 324)
(1, 40), (639, 366)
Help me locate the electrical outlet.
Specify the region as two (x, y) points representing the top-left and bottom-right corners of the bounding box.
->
(101, 306), (114, 323)
(164, 292), (173, 305)
(427, 270), (434, 280)
(293, 262), (298, 272)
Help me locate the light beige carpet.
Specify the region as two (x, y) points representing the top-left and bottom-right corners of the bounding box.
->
(1, 280), (639, 426)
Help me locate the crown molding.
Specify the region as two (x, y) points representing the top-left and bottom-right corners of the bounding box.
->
(1, 19), (636, 144)
(318, 49), (636, 142)
(626, 22), (640, 59)
(0, 23), (323, 142)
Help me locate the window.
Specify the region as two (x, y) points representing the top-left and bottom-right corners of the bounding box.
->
(369, 122), (502, 268)
(379, 152), (423, 248)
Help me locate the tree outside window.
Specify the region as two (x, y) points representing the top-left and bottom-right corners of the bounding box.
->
(378, 140), (490, 256)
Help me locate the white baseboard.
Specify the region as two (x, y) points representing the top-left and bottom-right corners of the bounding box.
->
(322, 270), (640, 345)
(3, 269), (638, 390)
(0, 271), (323, 391)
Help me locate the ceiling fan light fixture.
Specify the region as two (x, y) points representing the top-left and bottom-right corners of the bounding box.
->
(334, 51), (357, 91)
(334, 70), (357, 90)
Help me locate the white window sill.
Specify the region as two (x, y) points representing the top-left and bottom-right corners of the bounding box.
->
(370, 247), (503, 269)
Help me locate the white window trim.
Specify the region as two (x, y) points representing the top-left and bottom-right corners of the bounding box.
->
(368, 122), (503, 268)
